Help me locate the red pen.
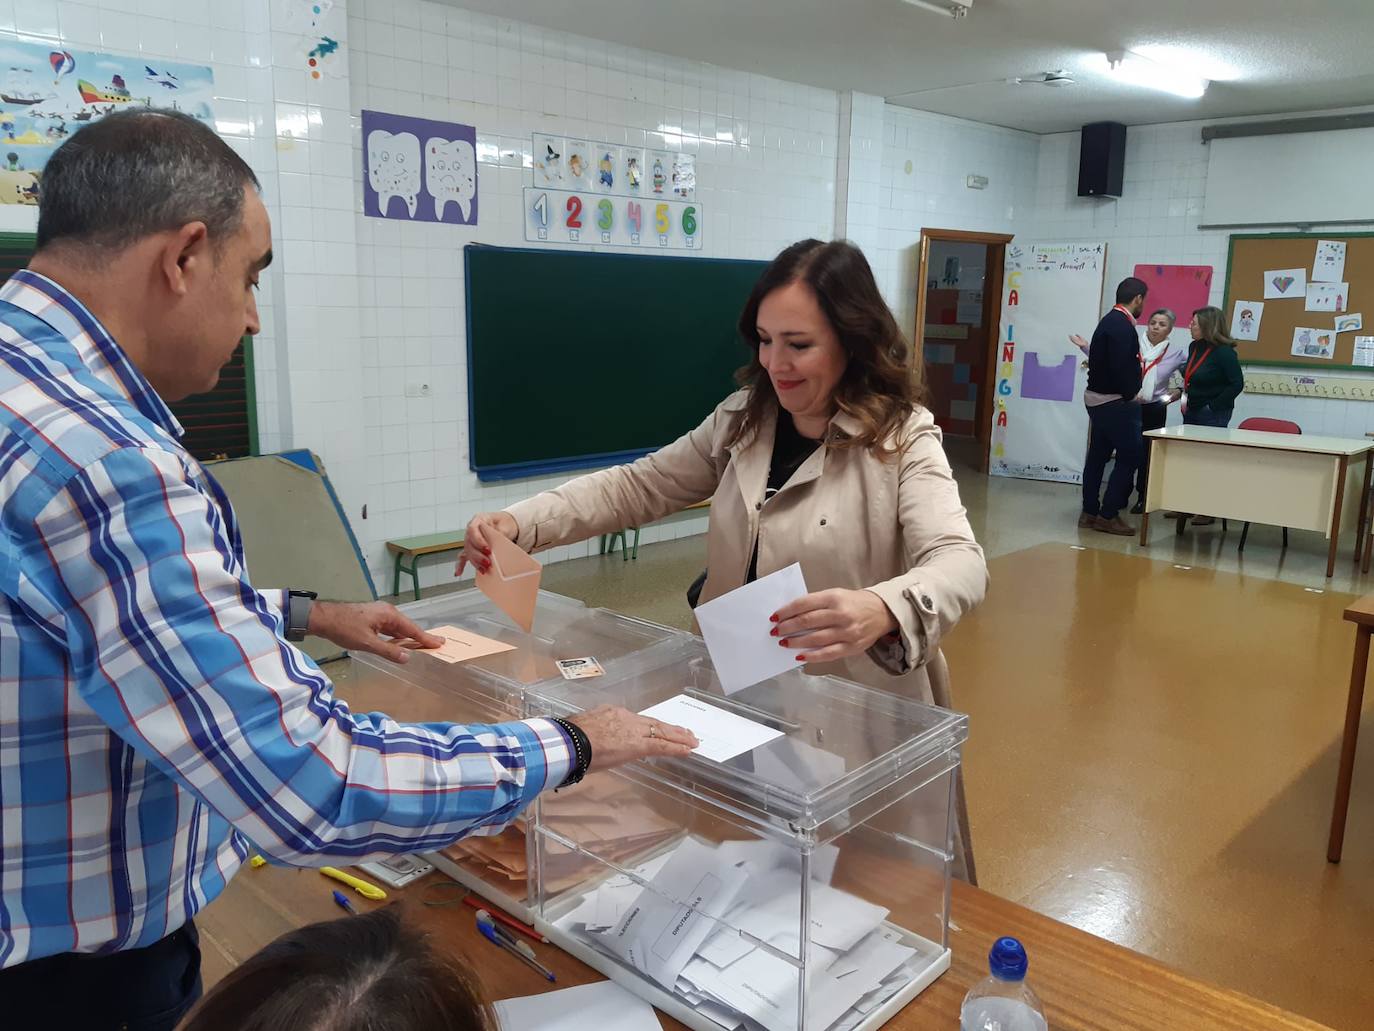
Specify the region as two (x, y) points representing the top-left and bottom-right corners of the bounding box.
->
(461, 895), (549, 944)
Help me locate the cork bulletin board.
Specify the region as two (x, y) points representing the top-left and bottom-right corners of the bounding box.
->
(1223, 232), (1374, 369)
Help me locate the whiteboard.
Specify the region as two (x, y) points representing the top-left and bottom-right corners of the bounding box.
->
(990, 241), (1107, 484)
(1202, 129), (1374, 226)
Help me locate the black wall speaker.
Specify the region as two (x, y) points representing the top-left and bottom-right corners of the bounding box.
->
(1078, 121), (1126, 198)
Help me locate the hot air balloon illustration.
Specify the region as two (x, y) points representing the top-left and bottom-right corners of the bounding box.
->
(49, 50), (74, 85)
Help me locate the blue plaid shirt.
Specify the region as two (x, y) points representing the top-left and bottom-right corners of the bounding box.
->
(0, 271), (571, 966)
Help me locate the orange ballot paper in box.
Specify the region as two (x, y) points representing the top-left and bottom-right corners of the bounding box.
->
(478, 534), (541, 632)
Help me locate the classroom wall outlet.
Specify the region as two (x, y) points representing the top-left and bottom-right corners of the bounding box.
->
(404, 382), (432, 398)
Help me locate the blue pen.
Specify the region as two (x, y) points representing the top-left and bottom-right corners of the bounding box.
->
(478, 918), (556, 981)
(332, 889), (357, 915)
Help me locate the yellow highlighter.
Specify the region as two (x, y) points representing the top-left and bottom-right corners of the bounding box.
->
(320, 866), (388, 901)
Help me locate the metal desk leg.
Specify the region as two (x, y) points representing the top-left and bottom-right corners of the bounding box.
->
(1355, 451), (1372, 568)
(1329, 625), (1371, 862)
(1328, 455), (1349, 579)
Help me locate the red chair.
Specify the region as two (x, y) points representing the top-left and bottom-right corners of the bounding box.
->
(1237, 417), (1302, 552)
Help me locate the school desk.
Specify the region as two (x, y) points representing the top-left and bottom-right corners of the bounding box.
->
(1140, 425), (1374, 578)
(1328, 592), (1374, 863)
(197, 862), (1329, 1031)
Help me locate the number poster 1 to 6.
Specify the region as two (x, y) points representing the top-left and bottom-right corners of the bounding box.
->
(525, 131), (701, 249)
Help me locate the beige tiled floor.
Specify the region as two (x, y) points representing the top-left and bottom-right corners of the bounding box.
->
(441, 439), (1374, 1029)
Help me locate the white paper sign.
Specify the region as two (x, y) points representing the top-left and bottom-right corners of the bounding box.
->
(1354, 336), (1374, 368)
(1263, 268), (1306, 299)
(1230, 300), (1263, 341)
(1305, 282), (1348, 313)
(638, 694), (784, 763)
(695, 564), (808, 694)
(1335, 313), (1363, 334)
(1313, 239), (1347, 282)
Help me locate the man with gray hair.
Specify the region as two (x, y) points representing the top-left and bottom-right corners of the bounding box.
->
(0, 110), (694, 1028)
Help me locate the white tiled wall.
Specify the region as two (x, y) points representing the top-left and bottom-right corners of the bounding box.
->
(344, 0), (841, 587)
(874, 105), (1039, 336)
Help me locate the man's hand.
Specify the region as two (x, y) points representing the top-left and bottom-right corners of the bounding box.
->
(306, 600), (443, 664)
(570, 705), (698, 769)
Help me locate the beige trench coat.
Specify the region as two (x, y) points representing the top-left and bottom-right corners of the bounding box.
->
(506, 390), (988, 881)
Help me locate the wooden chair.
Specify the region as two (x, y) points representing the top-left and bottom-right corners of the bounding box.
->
(1236, 417), (1302, 553)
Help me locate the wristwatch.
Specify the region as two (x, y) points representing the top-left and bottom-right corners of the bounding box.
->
(285, 589), (318, 642)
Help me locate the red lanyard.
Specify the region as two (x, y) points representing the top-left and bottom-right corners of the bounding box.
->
(1183, 346), (1213, 388)
(1140, 344), (1170, 376)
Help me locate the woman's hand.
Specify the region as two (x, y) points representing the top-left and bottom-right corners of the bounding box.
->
(1069, 333), (1090, 353)
(770, 589), (898, 665)
(456, 512), (520, 576)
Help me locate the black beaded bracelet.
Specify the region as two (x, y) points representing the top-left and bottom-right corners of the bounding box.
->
(549, 716), (592, 789)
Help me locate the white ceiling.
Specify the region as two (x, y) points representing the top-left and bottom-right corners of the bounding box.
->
(445, 0), (1374, 134)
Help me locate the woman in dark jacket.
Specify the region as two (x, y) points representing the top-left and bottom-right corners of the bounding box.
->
(1181, 305), (1244, 428)
(1179, 305), (1245, 526)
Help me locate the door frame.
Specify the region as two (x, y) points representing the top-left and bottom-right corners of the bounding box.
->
(914, 228), (1013, 473)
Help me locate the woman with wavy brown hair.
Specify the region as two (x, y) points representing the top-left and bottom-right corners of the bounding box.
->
(459, 240), (987, 879)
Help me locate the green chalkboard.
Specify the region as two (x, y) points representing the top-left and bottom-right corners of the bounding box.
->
(465, 244), (768, 480)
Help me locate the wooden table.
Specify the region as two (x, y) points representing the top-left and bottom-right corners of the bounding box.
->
(1328, 593), (1374, 863)
(197, 863), (1330, 1030)
(1139, 426), (1374, 578)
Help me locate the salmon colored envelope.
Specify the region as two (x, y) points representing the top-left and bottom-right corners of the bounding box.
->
(477, 533), (542, 632)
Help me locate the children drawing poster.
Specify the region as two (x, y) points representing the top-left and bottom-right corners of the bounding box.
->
(1335, 313), (1363, 334)
(592, 143), (620, 194)
(1230, 300), (1263, 341)
(1291, 326), (1335, 360)
(1132, 264), (1212, 324)
(1264, 268), (1306, 299)
(991, 241), (1107, 484)
(362, 110), (477, 225)
(0, 40), (215, 205)
(1313, 239), (1347, 282)
(1304, 282), (1347, 313)
(622, 147), (645, 193)
(670, 152), (696, 200)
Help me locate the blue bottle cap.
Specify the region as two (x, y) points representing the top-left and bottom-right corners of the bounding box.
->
(989, 936), (1028, 980)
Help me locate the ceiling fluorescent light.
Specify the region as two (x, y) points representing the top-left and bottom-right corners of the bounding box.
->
(900, 0), (971, 18)
(1106, 51), (1208, 98)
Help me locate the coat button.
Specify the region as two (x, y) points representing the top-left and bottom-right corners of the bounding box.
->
(819, 518), (827, 526)
(755, 502), (762, 511)
(920, 593), (934, 610)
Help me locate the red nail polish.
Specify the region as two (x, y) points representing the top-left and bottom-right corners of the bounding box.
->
(769, 614), (779, 622)
(796, 655), (807, 662)
(779, 639), (789, 648)
(482, 547), (492, 556)
(770, 628), (779, 637)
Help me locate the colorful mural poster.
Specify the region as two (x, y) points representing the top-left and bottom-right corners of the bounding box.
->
(0, 40), (216, 205)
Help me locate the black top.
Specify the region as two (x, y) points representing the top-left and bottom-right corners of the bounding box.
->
(1086, 308), (1144, 400)
(745, 411), (822, 583)
(1183, 339), (1244, 412)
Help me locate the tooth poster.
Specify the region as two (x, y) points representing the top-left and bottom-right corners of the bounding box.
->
(0, 40), (216, 205)
(362, 109), (478, 225)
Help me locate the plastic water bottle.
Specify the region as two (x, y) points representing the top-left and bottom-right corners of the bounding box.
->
(959, 936), (1047, 1031)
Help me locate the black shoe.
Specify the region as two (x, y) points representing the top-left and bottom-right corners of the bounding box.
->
(1130, 500), (1144, 515)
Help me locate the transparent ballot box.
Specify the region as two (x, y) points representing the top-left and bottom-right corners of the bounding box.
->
(527, 639), (968, 1031)
(345, 588), (682, 917)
